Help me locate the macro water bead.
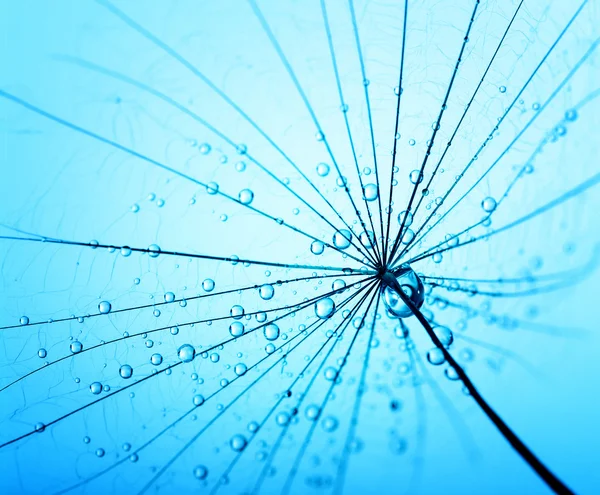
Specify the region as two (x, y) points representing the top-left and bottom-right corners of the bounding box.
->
(382, 265), (425, 318)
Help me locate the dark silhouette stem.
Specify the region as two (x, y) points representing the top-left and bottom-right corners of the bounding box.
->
(382, 272), (574, 495)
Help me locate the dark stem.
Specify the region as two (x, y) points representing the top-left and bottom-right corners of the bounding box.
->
(381, 272), (574, 495)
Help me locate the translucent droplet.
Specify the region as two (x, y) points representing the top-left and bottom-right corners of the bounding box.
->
(427, 348), (445, 366)
(98, 301), (112, 314)
(322, 416), (339, 432)
(238, 189), (254, 205)
(150, 353), (163, 366)
(332, 230), (352, 250)
(264, 323), (280, 341)
(234, 363), (248, 376)
(360, 230), (375, 248)
(499, 85), (506, 93)
(178, 344), (196, 363)
(193, 394), (205, 406)
(409, 170), (423, 184)
(332, 279), (346, 292)
(193, 465), (208, 480)
(70, 341), (83, 354)
(398, 210), (413, 227)
(229, 321), (245, 337)
(202, 279), (215, 292)
(305, 404), (321, 421)
(90, 382), (103, 395)
(119, 364), (133, 379)
(38, 348), (47, 359)
(230, 434), (247, 452)
(311, 240), (325, 255)
(481, 196), (497, 212)
(148, 244), (161, 258)
(434, 326), (453, 348)
(206, 182), (219, 195)
(20, 316), (29, 325)
(316, 162), (330, 177)
(276, 412), (290, 426)
(363, 183), (378, 202)
(315, 298), (335, 319)
(382, 264), (425, 318)
(199, 143), (211, 154)
(230, 305), (244, 319)
(259, 284), (274, 300)
(95, 448), (105, 458)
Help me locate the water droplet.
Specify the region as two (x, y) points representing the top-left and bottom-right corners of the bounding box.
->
(311, 240), (325, 255)
(305, 405), (320, 421)
(199, 143), (211, 154)
(119, 364), (133, 379)
(35, 422), (45, 433)
(234, 363), (248, 376)
(193, 394), (205, 406)
(230, 305), (245, 319)
(20, 316), (29, 325)
(409, 170), (423, 184)
(363, 183), (378, 202)
(382, 264), (424, 318)
(37, 348), (47, 359)
(264, 323), (280, 341)
(332, 230), (352, 250)
(70, 341), (83, 353)
(178, 344), (196, 363)
(259, 284), (275, 301)
(150, 353), (163, 366)
(238, 189), (254, 205)
(315, 298), (335, 319)
(481, 196), (497, 212)
(193, 465), (208, 480)
(322, 416), (339, 432)
(148, 244), (161, 258)
(98, 301), (111, 314)
(164, 292), (175, 303)
(434, 326), (453, 347)
(398, 210), (413, 227)
(229, 321), (245, 337)
(499, 85), (506, 93)
(120, 246), (132, 257)
(332, 279), (346, 292)
(316, 163), (330, 177)
(230, 434), (247, 452)
(90, 382), (103, 395)
(427, 348), (445, 365)
(202, 279), (215, 292)
(206, 182), (219, 195)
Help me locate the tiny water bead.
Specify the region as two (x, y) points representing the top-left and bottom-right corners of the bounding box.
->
(427, 348), (445, 366)
(193, 465), (208, 480)
(434, 326), (454, 348)
(177, 344), (196, 363)
(229, 321), (245, 337)
(238, 188), (254, 205)
(98, 301), (112, 314)
(70, 341), (83, 353)
(230, 434), (247, 452)
(311, 240), (325, 255)
(119, 364), (133, 379)
(264, 323), (280, 341)
(38, 348), (47, 359)
(202, 278), (215, 292)
(315, 298), (335, 319)
(332, 229), (352, 250)
(19, 316), (29, 325)
(206, 182), (219, 195)
(259, 284), (275, 300)
(164, 292), (175, 303)
(363, 183), (378, 201)
(481, 196), (497, 213)
(148, 244), (161, 258)
(382, 265), (425, 318)
(199, 143), (211, 154)
(230, 305), (245, 319)
(409, 170), (424, 185)
(90, 382), (103, 395)
(234, 363), (248, 376)
(150, 353), (163, 366)
(316, 162), (330, 177)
